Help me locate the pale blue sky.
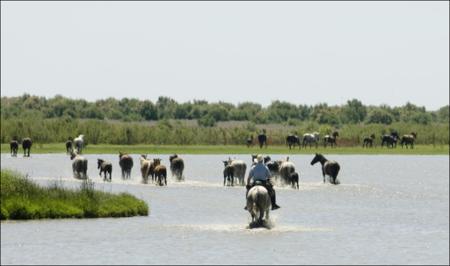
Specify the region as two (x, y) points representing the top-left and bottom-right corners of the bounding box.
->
(1, 1), (449, 110)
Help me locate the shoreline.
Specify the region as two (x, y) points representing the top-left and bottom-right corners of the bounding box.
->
(1, 143), (448, 155)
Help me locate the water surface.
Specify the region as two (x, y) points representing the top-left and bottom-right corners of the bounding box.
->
(1, 154), (448, 264)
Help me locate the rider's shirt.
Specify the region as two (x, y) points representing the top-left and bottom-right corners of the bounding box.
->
(249, 162), (271, 182)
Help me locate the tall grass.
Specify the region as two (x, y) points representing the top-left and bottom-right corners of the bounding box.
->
(1, 117), (448, 146)
(0, 170), (149, 220)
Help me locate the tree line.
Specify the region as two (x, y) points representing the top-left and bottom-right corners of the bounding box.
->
(1, 94), (448, 146)
(1, 94), (448, 126)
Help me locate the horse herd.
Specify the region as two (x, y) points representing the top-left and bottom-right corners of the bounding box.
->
(68, 150), (184, 186)
(247, 131), (418, 150)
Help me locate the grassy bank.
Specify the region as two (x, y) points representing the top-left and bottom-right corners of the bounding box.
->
(1, 143), (448, 155)
(0, 170), (149, 220)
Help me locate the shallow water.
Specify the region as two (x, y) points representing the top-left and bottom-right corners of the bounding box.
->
(1, 154), (449, 265)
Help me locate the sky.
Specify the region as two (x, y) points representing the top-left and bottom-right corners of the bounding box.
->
(1, 1), (449, 110)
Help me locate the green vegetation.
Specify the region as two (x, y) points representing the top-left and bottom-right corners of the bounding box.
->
(1, 143), (448, 155)
(1, 94), (448, 147)
(0, 170), (149, 220)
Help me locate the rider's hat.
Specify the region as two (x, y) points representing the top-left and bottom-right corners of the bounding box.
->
(256, 154), (263, 163)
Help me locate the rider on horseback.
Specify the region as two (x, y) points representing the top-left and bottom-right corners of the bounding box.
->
(244, 154), (281, 211)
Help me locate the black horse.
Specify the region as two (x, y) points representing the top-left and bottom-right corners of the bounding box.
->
(258, 133), (267, 149)
(65, 138), (73, 154)
(362, 134), (376, 148)
(22, 137), (32, 157)
(246, 135), (254, 148)
(10, 139), (19, 157)
(286, 135), (301, 150)
(400, 132), (417, 149)
(381, 132), (398, 148)
(310, 153), (340, 185)
(323, 131), (339, 148)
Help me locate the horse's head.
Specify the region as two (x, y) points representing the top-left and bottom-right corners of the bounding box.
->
(70, 151), (77, 160)
(141, 154), (147, 159)
(332, 131), (339, 138)
(370, 134), (375, 139)
(223, 160), (230, 167)
(153, 158), (161, 166)
(263, 156), (271, 164)
(169, 154), (178, 162)
(411, 132), (417, 139)
(310, 153), (323, 165)
(97, 159), (104, 168)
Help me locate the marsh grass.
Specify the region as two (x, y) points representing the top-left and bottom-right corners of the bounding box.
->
(0, 170), (149, 220)
(1, 143), (448, 155)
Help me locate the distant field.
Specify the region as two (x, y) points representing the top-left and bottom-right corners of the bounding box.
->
(1, 143), (448, 155)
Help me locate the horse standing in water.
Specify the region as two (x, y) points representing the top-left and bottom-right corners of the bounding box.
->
(323, 131), (339, 148)
(310, 153), (340, 185)
(119, 152), (133, 179)
(10, 139), (19, 157)
(65, 138), (73, 154)
(74, 134), (85, 154)
(246, 183), (271, 228)
(22, 138), (32, 157)
(169, 154), (185, 181)
(400, 132), (417, 149)
(362, 134), (376, 148)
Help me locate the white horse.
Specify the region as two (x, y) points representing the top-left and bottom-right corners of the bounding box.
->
(246, 184), (271, 228)
(302, 132), (320, 148)
(74, 134), (85, 154)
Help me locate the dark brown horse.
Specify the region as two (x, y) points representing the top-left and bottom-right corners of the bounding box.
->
(362, 134), (376, 148)
(310, 153), (340, 185)
(381, 132), (398, 148)
(258, 133), (267, 149)
(65, 138), (73, 154)
(323, 131), (339, 148)
(154, 162), (167, 186)
(286, 135), (301, 150)
(246, 135), (254, 148)
(10, 139), (19, 157)
(400, 132), (417, 149)
(119, 152), (133, 179)
(22, 137), (32, 157)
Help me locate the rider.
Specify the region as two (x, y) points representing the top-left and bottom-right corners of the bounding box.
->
(245, 154), (280, 210)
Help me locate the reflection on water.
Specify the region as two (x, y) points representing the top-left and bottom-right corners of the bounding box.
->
(1, 154), (449, 265)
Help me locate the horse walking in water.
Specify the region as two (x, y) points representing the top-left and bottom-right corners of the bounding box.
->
(74, 134), (85, 154)
(22, 138), (32, 157)
(323, 131), (339, 148)
(302, 132), (320, 149)
(119, 152), (133, 179)
(310, 153), (340, 185)
(10, 139), (19, 157)
(169, 154), (185, 181)
(65, 138), (73, 154)
(400, 132), (417, 149)
(362, 134), (376, 148)
(246, 184), (271, 228)
(70, 151), (88, 179)
(97, 159), (112, 182)
(258, 133), (267, 149)
(286, 135), (301, 150)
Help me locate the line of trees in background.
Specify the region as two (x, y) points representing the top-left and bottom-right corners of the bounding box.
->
(1, 94), (448, 145)
(2, 94), (449, 126)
